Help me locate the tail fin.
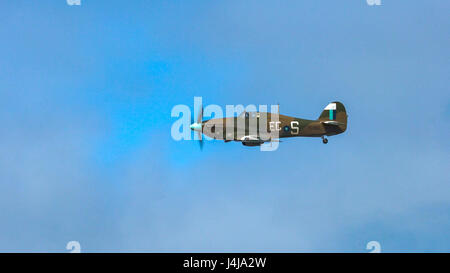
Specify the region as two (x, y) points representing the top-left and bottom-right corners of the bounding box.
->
(318, 101), (347, 132)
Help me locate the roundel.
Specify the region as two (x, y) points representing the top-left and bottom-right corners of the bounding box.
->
(283, 125), (290, 132)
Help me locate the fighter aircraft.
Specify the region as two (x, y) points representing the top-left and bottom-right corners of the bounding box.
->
(189, 102), (347, 147)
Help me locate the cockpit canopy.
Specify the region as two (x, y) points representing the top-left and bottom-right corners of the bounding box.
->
(238, 111), (261, 118)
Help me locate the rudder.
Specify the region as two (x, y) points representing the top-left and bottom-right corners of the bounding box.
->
(318, 101), (347, 132)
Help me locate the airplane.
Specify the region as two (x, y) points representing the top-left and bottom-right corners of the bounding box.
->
(189, 102), (347, 148)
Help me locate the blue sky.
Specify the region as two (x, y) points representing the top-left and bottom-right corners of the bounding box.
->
(0, 0), (449, 252)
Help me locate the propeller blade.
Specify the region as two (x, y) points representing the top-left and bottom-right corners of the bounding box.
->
(197, 106), (203, 124)
(197, 131), (203, 150)
(193, 105), (203, 150)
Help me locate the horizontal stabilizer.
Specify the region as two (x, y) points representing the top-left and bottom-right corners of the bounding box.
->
(321, 120), (344, 126)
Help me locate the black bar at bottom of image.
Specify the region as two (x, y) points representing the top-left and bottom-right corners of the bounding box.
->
(0, 253), (448, 271)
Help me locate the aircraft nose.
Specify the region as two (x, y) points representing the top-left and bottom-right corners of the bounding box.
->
(190, 123), (202, 131)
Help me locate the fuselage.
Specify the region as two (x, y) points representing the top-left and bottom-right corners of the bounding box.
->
(193, 112), (346, 142)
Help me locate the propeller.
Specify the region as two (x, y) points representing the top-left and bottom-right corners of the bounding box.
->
(190, 105), (204, 150)
(197, 106), (203, 150)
